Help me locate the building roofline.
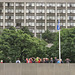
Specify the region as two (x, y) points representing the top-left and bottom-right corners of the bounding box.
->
(0, 0), (75, 2)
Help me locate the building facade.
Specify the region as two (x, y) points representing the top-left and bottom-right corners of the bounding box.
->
(0, 0), (75, 37)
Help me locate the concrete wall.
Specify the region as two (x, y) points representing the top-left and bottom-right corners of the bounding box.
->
(0, 63), (75, 75)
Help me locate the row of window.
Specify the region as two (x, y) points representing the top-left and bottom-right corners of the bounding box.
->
(3, 9), (75, 13)
(0, 22), (75, 27)
(1, 2), (75, 7)
(1, 15), (75, 20)
(0, 8), (75, 14)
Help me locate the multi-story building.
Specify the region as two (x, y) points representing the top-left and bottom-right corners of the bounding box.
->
(0, 0), (75, 37)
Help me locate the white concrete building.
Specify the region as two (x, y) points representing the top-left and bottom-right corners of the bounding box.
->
(0, 0), (75, 37)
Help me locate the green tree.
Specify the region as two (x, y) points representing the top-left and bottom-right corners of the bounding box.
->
(0, 28), (3, 35)
(48, 28), (75, 62)
(0, 27), (47, 63)
(42, 30), (56, 43)
(21, 27), (33, 37)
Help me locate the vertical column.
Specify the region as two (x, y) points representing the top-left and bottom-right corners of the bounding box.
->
(55, 3), (57, 32)
(66, 2), (67, 28)
(34, 2), (36, 37)
(45, 2), (47, 31)
(24, 2), (26, 26)
(3, 2), (5, 29)
(14, 2), (16, 27)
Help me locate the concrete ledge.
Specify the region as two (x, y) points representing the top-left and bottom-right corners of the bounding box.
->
(0, 63), (75, 75)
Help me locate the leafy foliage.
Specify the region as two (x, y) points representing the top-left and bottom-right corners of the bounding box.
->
(21, 27), (33, 37)
(42, 30), (56, 43)
(0, 27), (47, 63)
(48, 28), (75, 62)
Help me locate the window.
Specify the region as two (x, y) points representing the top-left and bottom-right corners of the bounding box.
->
(47, 23), (55, 26)
(5, 16), (14, 19)
(16, 3), (24, 6)
(16, 23), (21, 26)
(26, 16), (34, 19)
(26, 9), (34, 13)
(36, 9), (45, 13)
(36, 23), (45, 26)
(26, 2), (35, 6)
(16, 9), (24, 13)
(5, 22), (13, 26)
(26, 22), (34, 26)
(5, 2), (14, 6)
(47, 9), (55, 13)
(16, 16), (24, 19)
(0, 16), (3, 19)
(47, 3), (55, 7)
(5, 9), (14, 13)
(36, 3), (45, 6)
(36, 16), (45, 19)
(0, 22), (3, 26)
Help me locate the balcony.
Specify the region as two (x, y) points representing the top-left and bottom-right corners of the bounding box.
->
(26, 19), (34, 22)
(68, 20), (75, 23)
(58, 20), (65, 23)
(26, 13), (34, 16)
(6, 26), (14, 29)
(16, 13), (24, 16)
(68, 7), (75, 9)
(16, 19), (24, 22)
(0, 26), (3, 28)
(0, 4), (3, 7)
(47, 13), (55, 16)
(47, 26), (55, 29)
(67, 13), (75, 16)
(26, 11), (34, 14)
(67, 25), (75, 28)
(26, 6), (35, 9)
(27, 26), (34, 29)
(0, 19), (3, 22)
(0, 6), (3, 9)
(5, 19), (14, 22)
(0, 10), (3, 15)
(5, 6), (14, 9)
(47, 6), (55, 9)
(36, 6), (45, 9)
(36, 19), (45, 23)
(47, 20), (55, 23)
(16, 23), (21, 26)
(57, 13), (65, 16)
(36, 13), (45, 16)
(60, 26), (66, 29)
(16, 6), (24, 9)
(36, 26), (45, 29)
(5, 12), (14, 14)
(5, 13), (14, 16)
(57, 7), (66, 10)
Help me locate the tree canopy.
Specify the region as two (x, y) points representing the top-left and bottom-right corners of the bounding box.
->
(48, 28), (75, 62)
(0, 27), (47, 63)
(21, 27), (33, 37)
(42, 30), (56, 43)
